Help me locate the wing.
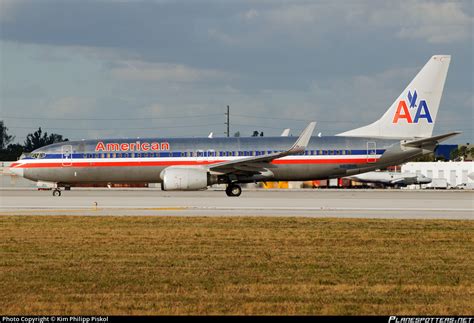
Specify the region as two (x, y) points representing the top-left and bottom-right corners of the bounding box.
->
(389, 177), (409, 185)
(208, 122), (316, 175)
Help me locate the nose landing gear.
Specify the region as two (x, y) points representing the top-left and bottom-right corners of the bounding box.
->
(225, 184), (242, 197)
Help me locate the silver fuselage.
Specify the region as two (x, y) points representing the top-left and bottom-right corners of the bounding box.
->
(11, 136), (425, 185)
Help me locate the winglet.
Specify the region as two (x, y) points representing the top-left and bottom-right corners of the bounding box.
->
(288, 122), (316, 154)
(207, 121), (316, 174)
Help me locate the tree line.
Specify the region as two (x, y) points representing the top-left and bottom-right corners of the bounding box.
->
(0, 121), (68, 161)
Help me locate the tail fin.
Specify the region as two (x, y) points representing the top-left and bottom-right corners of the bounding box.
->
(337, 55), (451, 139)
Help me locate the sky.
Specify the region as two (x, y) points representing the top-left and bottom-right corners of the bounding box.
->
(0, 0), (472, 144)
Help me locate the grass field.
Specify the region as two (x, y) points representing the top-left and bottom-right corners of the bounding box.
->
(0, 216), (473, 315)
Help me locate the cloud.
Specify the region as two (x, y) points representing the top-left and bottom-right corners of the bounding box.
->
(110, 60), (233, 82)
(249, 1), (473, 44)
(368, 1), (473, 44)
(47, 96), (97, 117)
(0, 0), (21, 22)
(243, 8), (259, 21)
(0, 1), (472, 142)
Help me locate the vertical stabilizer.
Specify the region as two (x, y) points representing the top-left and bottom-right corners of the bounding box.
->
(337, 55), (451, 139)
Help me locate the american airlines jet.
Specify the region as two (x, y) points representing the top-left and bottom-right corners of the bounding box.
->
(10, 55), (459, 197)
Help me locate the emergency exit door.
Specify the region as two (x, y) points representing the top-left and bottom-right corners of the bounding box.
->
(367, 142), (377, 163)
(61, 145), (73, 166)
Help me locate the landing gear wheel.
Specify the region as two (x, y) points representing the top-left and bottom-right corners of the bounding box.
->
(53, 189), (61, 197)
(225, 184), (242, 197)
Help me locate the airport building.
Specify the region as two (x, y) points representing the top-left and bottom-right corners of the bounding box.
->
(401, 161), (474, 187)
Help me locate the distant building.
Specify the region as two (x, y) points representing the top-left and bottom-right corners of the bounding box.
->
(401, 161), (474, 187)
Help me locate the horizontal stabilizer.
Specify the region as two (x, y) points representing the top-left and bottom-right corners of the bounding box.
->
(402, 131), (461, 148)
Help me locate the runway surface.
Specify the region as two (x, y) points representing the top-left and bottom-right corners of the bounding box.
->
(1, 188), (473, 219)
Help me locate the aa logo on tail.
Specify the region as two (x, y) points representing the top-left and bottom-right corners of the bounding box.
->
(392, 90), (432, 124)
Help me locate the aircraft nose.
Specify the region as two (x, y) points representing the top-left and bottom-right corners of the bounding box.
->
(9, 166), (24, 178)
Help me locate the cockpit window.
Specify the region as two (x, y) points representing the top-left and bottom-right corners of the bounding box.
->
(30, 152), (46, 159)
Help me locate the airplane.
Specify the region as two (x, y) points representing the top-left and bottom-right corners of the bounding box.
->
(346, 171), (432, 188)
(10, 55), (460, 197)
(281, 129), (290, 137)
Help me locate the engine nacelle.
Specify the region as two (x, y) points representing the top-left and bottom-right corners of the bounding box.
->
(160, 166), (213, 191)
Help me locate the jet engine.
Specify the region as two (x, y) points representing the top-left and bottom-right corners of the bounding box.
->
(160, 166), (216, 191)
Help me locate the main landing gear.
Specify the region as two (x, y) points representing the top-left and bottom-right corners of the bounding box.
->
(52, 189), (61, 197)
(225, 183), (242, 197)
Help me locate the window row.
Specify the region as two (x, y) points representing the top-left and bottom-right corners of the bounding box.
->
(79, 149), (353, 159)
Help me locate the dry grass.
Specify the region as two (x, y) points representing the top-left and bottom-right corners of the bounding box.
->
(0, 216), (473, 315)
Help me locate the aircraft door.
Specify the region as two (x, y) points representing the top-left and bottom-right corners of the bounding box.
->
(367, 142), (376, 163)
(61, 145), (73, 166)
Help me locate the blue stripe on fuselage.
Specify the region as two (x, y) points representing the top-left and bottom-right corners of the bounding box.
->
(22, 149), (386, 160)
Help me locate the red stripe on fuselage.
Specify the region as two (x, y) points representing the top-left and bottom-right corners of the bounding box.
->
(15, 158), (377, 168)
